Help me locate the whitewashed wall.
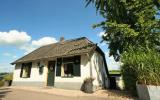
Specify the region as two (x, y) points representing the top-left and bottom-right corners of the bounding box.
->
(90, 51), (109, 90)
(54, 52), (108, 90)
(12, 60), (48, 86)
(54, 54), (90, 83)
(12, 52), (109, 89)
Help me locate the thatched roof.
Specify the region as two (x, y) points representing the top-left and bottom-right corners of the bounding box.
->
(12, 37), (97, 64)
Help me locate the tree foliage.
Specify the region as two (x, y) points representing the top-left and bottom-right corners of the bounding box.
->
(86, 0), (160, 61)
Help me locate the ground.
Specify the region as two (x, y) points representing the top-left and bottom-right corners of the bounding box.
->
(0, 87), (137, 100)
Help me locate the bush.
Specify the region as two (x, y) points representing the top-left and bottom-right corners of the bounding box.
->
(4, 73), (13, 81)
(121, 48), (160, 95)
(0, 80), (4, 87)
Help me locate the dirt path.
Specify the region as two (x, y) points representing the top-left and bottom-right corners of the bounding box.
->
(0, 87), (136, 100)
(0, 88), (110, 100)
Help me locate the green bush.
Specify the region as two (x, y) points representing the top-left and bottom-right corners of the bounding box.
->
(121, 48), (160, 95)
(4, 73), (13, 81)
(0, 80), (4, 87)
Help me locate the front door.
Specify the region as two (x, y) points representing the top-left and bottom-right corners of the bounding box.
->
(47, 61), (55, 86)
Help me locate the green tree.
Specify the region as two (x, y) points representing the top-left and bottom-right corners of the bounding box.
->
(86, 0), (160, 61)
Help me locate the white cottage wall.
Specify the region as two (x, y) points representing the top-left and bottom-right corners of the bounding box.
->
(90, 51), (108, 90)
(12, 60), (48, 87)
(54, 54), (91, 90)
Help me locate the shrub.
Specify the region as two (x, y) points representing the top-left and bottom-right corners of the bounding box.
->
(121, 48), (160, 95)
(0, 80), (4, 87)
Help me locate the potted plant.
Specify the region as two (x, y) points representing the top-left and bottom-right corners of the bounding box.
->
(121, 48), (160, 99)
(135, 50), (160, 100)
(82, 77), (95, 93)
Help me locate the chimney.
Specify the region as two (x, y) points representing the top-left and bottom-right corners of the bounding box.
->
(60, 37), (65, 42)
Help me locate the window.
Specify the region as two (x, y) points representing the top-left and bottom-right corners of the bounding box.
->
(62, 63), (74, 77)
(37, 62), (44, 75)
(56, 56), (81, 77)
(39, 65), (44, 75)
(20, 62), (32, 78)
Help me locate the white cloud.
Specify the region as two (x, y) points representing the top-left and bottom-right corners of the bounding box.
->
(3, 53), (11, 56)
(3, 52), (18, 59)
(31, 37), (57, 47)
(0, 30), (31, 46)
(21, 37), (57, 54)
(0, 30), (58, 54)
(97, 32), (107, 37)
(105, 51), (120, 70)
(0, 63), (14, 72)
(19, 44), (35, 54)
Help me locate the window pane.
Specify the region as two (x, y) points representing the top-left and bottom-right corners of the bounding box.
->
(63, 63), (74, 77)
(20, 62), (32, 78)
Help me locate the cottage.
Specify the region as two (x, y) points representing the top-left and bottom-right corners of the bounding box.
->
(11, 37), (109, 91)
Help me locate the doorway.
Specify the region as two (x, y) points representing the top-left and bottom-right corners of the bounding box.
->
(109, 77), (117, 89)
(47, 61), (55, 86)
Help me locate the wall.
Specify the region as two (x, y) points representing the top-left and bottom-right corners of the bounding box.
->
(54, 54), (91, 90)
(90, 51), (109, 90)
(116, 76), (124, 90)
(12, 60), (48, 87)
(12, 52), (109, 90)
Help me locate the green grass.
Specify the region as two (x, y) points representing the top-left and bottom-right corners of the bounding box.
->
(0, 73), (13, 87)
(109, 70), (121, 74)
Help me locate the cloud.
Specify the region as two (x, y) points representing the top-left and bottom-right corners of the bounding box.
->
(21, 37), (57, 54)
(0, 30), (31, 46)
(97, 32), (107, 37)
(105, 51), (120, 70)
(19, 44), (35, 54)
(0, 63), (14, 72)
(31, 37), (57, 47)
(0, 30), (58, 54)
(3, 52), (18, 59)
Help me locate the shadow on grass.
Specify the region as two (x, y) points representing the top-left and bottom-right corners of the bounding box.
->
(0, 87), (12, 99)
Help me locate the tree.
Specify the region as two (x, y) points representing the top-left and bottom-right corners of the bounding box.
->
(86, 0), (160, 61)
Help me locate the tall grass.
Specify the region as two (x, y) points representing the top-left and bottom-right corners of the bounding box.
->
(121, 48), (160, 95)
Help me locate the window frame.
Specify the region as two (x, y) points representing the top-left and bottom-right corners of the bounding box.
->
(61, 62), (74, 78)
(20, 62), (32, 78)
(56, 55), (81, 78)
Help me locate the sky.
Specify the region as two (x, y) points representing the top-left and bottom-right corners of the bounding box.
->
(0, 0), (120, 72)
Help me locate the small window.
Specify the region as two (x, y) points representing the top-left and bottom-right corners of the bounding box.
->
(37, 62), (44, 75)
(20, 63), (32, 78)
(39, 65), (44, 75)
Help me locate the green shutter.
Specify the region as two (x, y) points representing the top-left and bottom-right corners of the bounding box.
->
(73, 64), (80, 76)
(56, 58), (62, 76)
(73, 56), (81, 76)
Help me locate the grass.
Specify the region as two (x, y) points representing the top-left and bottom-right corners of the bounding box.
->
(0, 73), (13, 87)
(109, 70), (121, 75)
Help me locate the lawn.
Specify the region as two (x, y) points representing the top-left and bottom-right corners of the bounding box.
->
(109, 70), (121, 75)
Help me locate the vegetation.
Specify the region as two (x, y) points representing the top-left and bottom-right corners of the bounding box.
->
(0, 73), (13, 87)
(86, 0), (160, 61)
(121, 47), (160, 94)
(109, 70), (121, 74)
(86, 0), (160, 95)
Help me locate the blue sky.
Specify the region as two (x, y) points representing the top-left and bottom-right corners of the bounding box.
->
(0, 0), (119, 72)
